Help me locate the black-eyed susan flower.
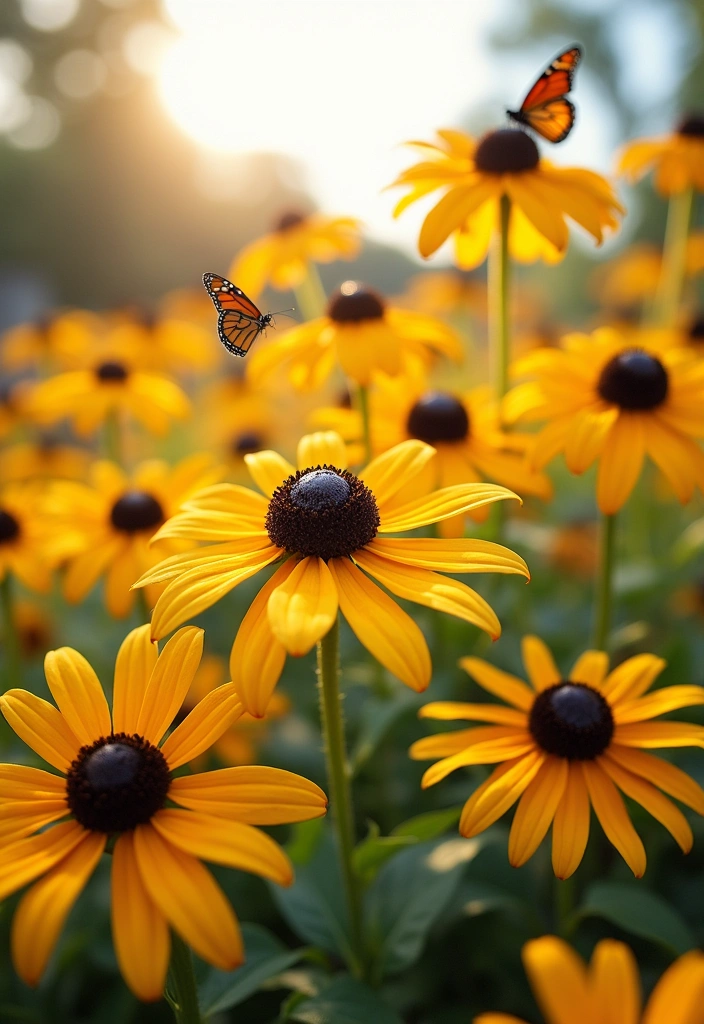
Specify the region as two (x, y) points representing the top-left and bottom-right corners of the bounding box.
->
(51, 454), (222, 618)
(247, 281), (463, 390)
(0, 483), (70, 593)
(0, 311), (102, 371)
(0, 624), (326, 1000)
(0, 437), (91, 483)
(389, 128), (623, 268)
(503, 327), (704, 514)
(619, 115), (704, 195)
(229, 211), (361, 299)
(104, 302), (217, 375)
(474, 935), (704, 1024)
(135, 431), (529, 715)
(27, 356), (190, 438)
(412, 636), (704, 878)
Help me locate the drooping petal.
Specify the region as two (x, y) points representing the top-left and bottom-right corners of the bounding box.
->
(0, 801), (69, 843)
(328, 558), (431, 691)
(136, 626), (204, 745)
(297, 431), (347, 471)
(508, 757), (568, 867)
(419, 179), (499, 257)
(112, 625), (157, 735)
(459, 751), (545, 837)
(0, 690), (80, 772)
(423, 734), (536, 788)
(11, 830), (104, 987)
(169, 765), (328, 824)
(111, 832), (170, 1003)
(581, 761), (646, 877)
(459, 657), (535, 711)
(267, 556), (339, 656)
(552, 763), (591, 879)
(600, 754), (693, 852)
(43, 647), (111, 748)
(606, 745), (704, 814)
(230, 563), (292, 718)
(596, 414), (646, 515)
(522, 936), (594, 1024)
(0, 821), (87, 902)
(161, 683), (243, 769)
(591, 939), (641, 1024)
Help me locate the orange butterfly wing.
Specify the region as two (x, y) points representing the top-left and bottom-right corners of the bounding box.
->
(203, 273), (263, 319)
(508, 46), (581, 143)
(522, 98), (576, 144)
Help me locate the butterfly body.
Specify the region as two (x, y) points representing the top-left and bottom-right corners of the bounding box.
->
(507, 45), (581, 144)
(203, 273), (272, 357)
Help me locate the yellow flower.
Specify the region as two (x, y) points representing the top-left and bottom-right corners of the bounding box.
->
(0, 625), (326, 1000)
(26, 355), (190, 438)
(247, 281), (463, 390)
(229, 211), (361, 299)
(0, 483), (70, 593)
(399, 270), (487, 319)
(135, 431), (529, 715)
(0, 438), (91, 483)
(51, 454), (222, 618)
(0, 376), (32, 439)
(12, 599), (54, 659)
(503, 327), (704, 514)
(413, 636), (704, 878)
(103, 301), (217, 375)
(474, 935), (704, 1024)
(180, 654), (291, 766)
(1, 311), (102, 371)
(619, 115), (704, 195)
(389, 128), (623, 268)
(593, 237), (704, 311)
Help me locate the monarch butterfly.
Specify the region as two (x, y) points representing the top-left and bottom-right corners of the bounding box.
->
(507, 45), (582, 144)
(203, 273), (273, 357)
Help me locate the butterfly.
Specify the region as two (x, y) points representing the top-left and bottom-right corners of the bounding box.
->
(507, 45), (582, 144)
(203, 273), (273, 357)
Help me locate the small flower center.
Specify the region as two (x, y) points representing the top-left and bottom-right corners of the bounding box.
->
(96, 361), (129, 382)
(266, 465), (380, 560)
(110, 490), (164, 533)
(597, 349), (669, 410)
(407, 391), (469, 443)
(328, 282), (385, 324)
(677, 114), (704, 137)
(529, 682), (614, 759)
(688, 316), (704, 341)
(474, 128), (540, 174)
(232, 430), (264, 455)
(274, 211), (306, 232)
(66, 733), (171, 832)
(0, 509), (20, 544)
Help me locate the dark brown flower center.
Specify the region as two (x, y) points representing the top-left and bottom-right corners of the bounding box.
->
(677, 114), (704, 137)
(274, 211), (306, 232)
(407, 391), (469, 443)
(110, 491), (164, 533)
(529, 682), (614, 759)
(0, 509), (20, 544)
(66, 733), (171, 832)
(474, 129), (539, 174)
(328, 282), (385, 324)
(688, 316), (704, 341)
(597, 349), (668, 410)
(232, 431), (264, 455)
(96, 361), (129, 383)
(266, 466), (380, 560)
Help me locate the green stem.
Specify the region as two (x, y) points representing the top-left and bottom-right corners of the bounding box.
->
(316, 618), (364, 978)
(165, 932), (202, 1024)
(103, 409), (123, 466)
(1, 573), (23, 690)
(490, 194), (512, 401)
(356, 385), (372, 465)
(554, 875), (576, 938)
(294, 263), (328, 321)
(654, 187), (693, 327)
(593, 512), (617, 651)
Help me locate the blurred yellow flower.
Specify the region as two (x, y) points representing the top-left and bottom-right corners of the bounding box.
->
(12, 599), (54, 659)
(104, 302), (217, 375)
(229, 211), (361, 299)
(475, 935), (704, 1024)
(0, 438), (91, 483)
(504, 327), (704, 514)
(0, 376), (31, 439)
(52, 454), (222, 618)
(181, 654), (291, 767)
(619, 115), (704, 195)
(247, 281), (463, 390)
(413, 637), (704, 878)
(27, 357), (190, 437)
(594, 236), (704, 310)
(0, 483), (71, 593)
(0, 311), (102, 371)
(135, 432), (528, 715)
(390, 128), (623, 268)
(399, 270), (487, 319)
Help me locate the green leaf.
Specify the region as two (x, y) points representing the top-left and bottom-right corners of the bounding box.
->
(287, 818), (326, 866)
(288, 975), (404, 1024)
(578, 882), (697, 956)
(391, 806), (462, 841)
(352, 821), (418, 885)
(365, 835), (489, 979)
(200, 924), (307, 1015)
(350, 690), (419, 776)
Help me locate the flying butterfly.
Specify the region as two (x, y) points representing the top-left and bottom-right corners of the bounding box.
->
(507, 45), (582, 144)
(203, 273), (273, 357)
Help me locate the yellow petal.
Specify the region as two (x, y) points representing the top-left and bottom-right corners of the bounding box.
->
(522, 935), (593, 1024)
(230, 563), (292, 718)
(508, 757), (568, 867)
(137, 626), (204, 745)
(112, 831), (170, 1002)
(0, 801), (69, 843)
(244, 450), (295, 496)
(367, 536), (529, 576)
(44, 647), (111, 748)
(459, 751), (544, 837)
(423, 734), (536, 788)
(581, 761), (646, 877)
(379, 483), (519, 533)
(133, 823), (243, 971)
(521, 636), (561, 692)
(459, 657), (535, 711)
(170, 765), (328, 824)
(359, 439), (436, 509)
(569, 650), (609, 689)
(606, 745), (704, 814)
(614, 722), (704, 748)
(591, 939), (641, 1024)
(596, 414), (646, 515)
(11, 830), (104, 987)
(0, 690), (80, 772)
(614, 686), (704, 725)
(0, 821), (87, 902)
(329, 558), (430, 691)
(419, 180), (499, 257)
(0, 764), (66, 800)
(643, 950), (704, 1024)
(297, 431), (347, 471)
(552, 764), (591, 879)
(601, 653), (666, 703)
(267, 556), (339, 656)
(161, 683), (243, 770)
(600, 754), (692, 853)
(418, 702), (526, 726)
(112, 625), (158, 735)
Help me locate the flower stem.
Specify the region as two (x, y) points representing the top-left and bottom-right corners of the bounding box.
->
(654, 186), (693, 327)
(165, 932), (202, 1024)
(103, 409), (123, 466)
(593, 512), (617, 651)
(490, 193), (512, 401)
(316, 617), (364, 978)
(0, 573), (22, 690)
(294, 263), (328, 321)
(554, 875), (576, 938)
(356, 385), (372, 465)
